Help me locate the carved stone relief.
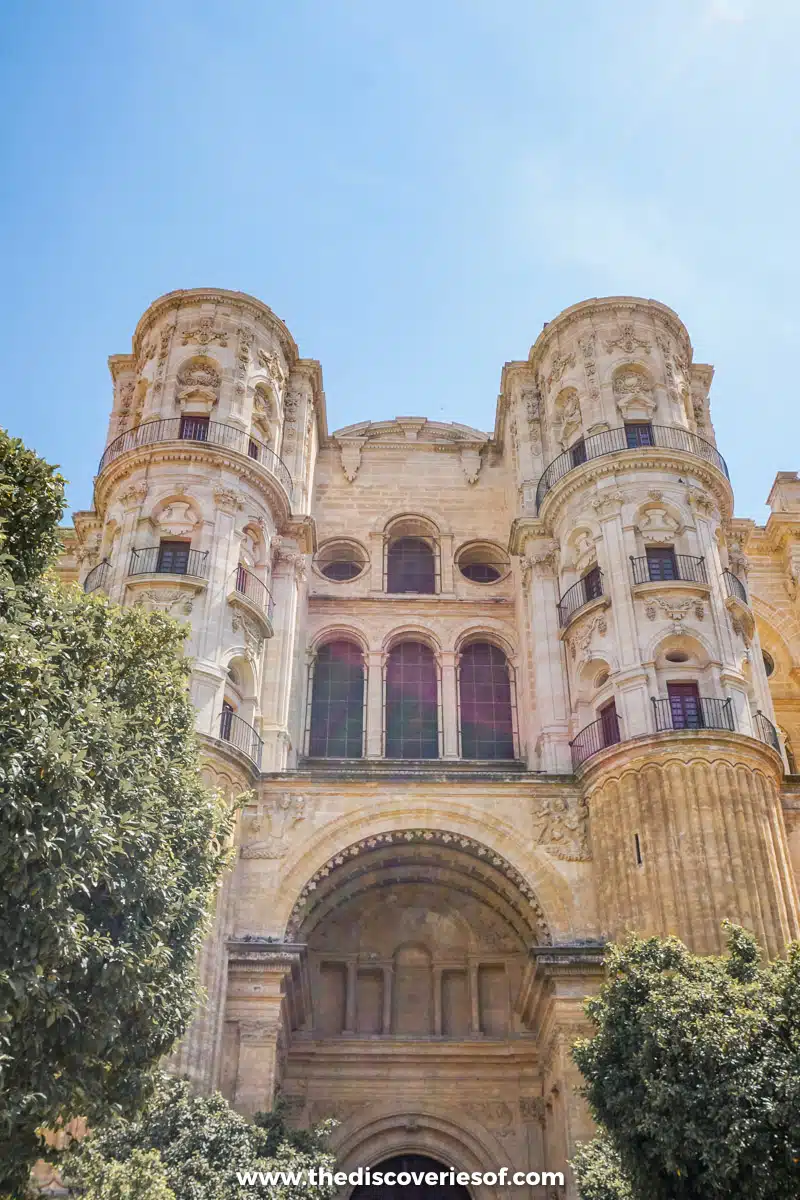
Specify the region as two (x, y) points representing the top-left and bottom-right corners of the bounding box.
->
(240, 794), (313, 859)
(181, 317), (228, 348)
(605, 324), (651, 355)
(531, 793), (590, 861)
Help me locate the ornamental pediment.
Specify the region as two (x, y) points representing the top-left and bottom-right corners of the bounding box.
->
(333, 416), (488, 446)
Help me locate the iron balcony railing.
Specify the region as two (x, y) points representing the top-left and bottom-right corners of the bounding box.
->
(219, 709), (263, 769)
(83, 559), (111, 594)
(652, 696), (735, 734)
(535, 424), (729, 511)
(234, 564), (275, 620)
(97, 418), (293, 499)
(722, 569), (748, 604)
(128, 546), (210, 579)
(630, 554), (708, 586)
(557, 570), (605, 628)
(754, 711), (781, 754)
(570, 711), (621, 769)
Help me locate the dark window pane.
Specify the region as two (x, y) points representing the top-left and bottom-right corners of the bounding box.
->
(385, 641), (439, 758)
(599, 700), (620, 747)
(322, 560), (362, 581)
(387, 537), (436, 594)
(157, 540), (190, 574)
(583, 566), (602, 601)
(459, 642), (514, 760)
(646, 546), (677, 581)
(625, 422), (654, 448)
(460, 562), (502, 583)
(309, 641), (364, 758)
(571, 438), (587, 467)
(179, 415), (209, 441)
(667, 682), (701, 730)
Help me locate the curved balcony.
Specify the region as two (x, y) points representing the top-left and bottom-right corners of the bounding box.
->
(535, 425), (729, 512)
(97, 418), (293, 501)
(218, 709), (263, 769)
(233, 565), (274, 619)
(557, 569), (606, 628)
(754, 711), (781, 754)
(722, 569), (748, 604)
(631, 554), (708, 586)
(128, 546), (209, 580)
(83, 559), (111, 595)
(571, 711), (622, 769)
(652, 696), (734, 733)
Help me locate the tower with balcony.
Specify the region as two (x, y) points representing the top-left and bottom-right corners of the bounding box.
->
(506, 297), (799, 955)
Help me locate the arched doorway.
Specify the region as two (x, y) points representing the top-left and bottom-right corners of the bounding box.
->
(351, 1154), (471, 1198)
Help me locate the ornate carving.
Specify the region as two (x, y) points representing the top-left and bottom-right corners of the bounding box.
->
(340, 440), (363, 483)
(644, 597), (705, 623)
(460, 447), (482, 485)
(531, 793), (590, 860)
(686, 486), (717, 518)
(132, 589), (193, 617)
(257, 348), (286, 384)
(612, 366), (653, 395)
(521, 541), (559, 585)
(547, 351), (575, 389)
(567, 613), (608, 662)
(116, 481), (148, 508)
(463, 1102), (515, 1138)
(590, 489), (627, 517)
(637, 505), (681, 543)
(519, 1096), (547, 1126)
(579, 333), (600, 402)
(213, 484), (246, 511)
(605, 324), (651, 355)
(180, 317), (228, 348)
(176, 356), (221, 403)
(231, 611), (265, 659)
(554, 387), (581, 446)
(521, 385), (543, 454)
(240, 794), (312, 859)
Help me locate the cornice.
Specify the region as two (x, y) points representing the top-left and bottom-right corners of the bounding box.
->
(578, 727), (783, 788)
(527, 296), (693, 372)
(131, 288), (300, 369)
(93, 442), (293, 527)
(537, 449), (733, 529)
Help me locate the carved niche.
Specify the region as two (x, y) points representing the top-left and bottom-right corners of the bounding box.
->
(176, 356), (221, 407)
(612, 364), (656, 419)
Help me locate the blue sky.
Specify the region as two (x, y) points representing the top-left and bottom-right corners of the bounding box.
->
(0, 0), (797, 518)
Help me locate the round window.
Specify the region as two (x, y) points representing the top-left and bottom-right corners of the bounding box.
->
(314, 540), (368, 583)
(456, 542), (509, 584)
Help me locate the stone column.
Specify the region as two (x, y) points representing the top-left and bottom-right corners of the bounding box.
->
(226, 942), (308, 1115)
(365, 651), (385, 758)
(440, 651), (459, 759)
(598, 491), (651, 737)
(518, 945), (606, 1200)
(522, 537), (572, 772)
(260, 548), (304, 770)
(344, 960), (358, 1034)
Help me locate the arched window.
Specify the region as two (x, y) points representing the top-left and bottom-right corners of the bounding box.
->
(308, 641), (364, 758)
(385, 642), (439, 759)
(458, 642), (515, 760)
(386, 537), (436, 594)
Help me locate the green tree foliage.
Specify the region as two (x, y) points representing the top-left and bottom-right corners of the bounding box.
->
(69, 1148), (176, 1200)
(0, 429), (232, 1195)
(571, 1134), (633, 1200)
(572, 924), (800, 1200)
(62, 1073), (338, 1200)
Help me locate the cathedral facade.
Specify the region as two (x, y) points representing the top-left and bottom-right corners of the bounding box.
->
(57, 289), (800, 1197)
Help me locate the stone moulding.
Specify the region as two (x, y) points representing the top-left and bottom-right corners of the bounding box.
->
(283, 828), (554, 945)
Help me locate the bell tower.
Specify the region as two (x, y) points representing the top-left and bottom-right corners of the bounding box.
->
(506, 297), (800, 954)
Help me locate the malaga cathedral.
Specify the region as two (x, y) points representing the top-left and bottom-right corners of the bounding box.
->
(56, 289), (800, 1198)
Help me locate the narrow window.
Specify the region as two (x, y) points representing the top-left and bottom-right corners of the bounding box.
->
(156, 539), (190, 574)
(634, 833), (643, 865)
(570, 437), (587, 468)
(308, 641), (364, 758)
(248, 437), (260, 460)
(459, 643), (515, 760)
(646, 545), (677, 582)
(179, 414), (210, 441)
(582, 564), (602, 603)
(598, 699), (621, 748)
(386, 537), (436, 594)
(385, 642), (438, 759)
(220, 700), (235, 741)
(624, 421), (654, 448)
(667, 681), (702, 730)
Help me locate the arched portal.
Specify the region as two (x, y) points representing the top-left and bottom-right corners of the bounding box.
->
(350, 1154), (471, 1198)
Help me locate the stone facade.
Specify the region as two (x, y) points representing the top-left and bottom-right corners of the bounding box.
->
(56, 289), (800, 1198)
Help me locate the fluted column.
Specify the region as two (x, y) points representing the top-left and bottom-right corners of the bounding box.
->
(521, 538), (572, 772)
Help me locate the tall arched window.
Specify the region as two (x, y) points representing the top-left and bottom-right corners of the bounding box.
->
(308, 641), (365, 758)
(385, 642), (439, 759)
(386, 537), (436, 594)
(458, 642), (515, 760)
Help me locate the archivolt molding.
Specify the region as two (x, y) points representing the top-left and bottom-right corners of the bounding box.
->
(269, 800), (580, 943)
(307, 624), (370, 656)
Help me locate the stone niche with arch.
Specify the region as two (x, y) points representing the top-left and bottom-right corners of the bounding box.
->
(289, 832), (549, 1042)
(175, 355), (222, 414)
